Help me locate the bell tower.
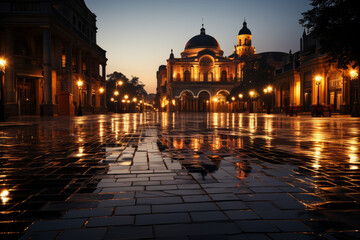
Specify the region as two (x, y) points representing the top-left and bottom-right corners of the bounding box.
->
(236, 20), (255, 58)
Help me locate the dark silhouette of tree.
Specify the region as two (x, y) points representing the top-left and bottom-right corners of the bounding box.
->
(230, 58), (274, 100)
(300, 0), (360, 68)
(106, 72), (147, 112)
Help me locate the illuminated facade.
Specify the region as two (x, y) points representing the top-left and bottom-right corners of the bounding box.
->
(157, 21), (256, 112)
(274, 31), (358, 114)
(0, 0), (107, 117)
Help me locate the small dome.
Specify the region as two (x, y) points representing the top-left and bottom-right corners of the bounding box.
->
(238, 21), (251, 35)
(184, 26), (221, 50)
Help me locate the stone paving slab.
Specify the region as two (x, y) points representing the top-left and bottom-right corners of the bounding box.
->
(2, 113), (360, 239)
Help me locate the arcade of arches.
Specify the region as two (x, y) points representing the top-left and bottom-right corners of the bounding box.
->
(176, 90), (230, 112)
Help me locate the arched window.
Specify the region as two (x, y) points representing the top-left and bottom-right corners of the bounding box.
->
(203, 72), (208, 82)
(208, 72), (213, 82)
(221, 70), (227, 82)
(176, 73), (181, 81)
(184, 70), (191, 82)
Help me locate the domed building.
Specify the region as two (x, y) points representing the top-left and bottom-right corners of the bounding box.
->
(157, 21), (257, 112)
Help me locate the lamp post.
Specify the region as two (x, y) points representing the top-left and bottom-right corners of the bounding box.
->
(238, 93), (243, 112)
(263, 86), (273, 114)
(315, 75), (322, 105)
(99, 87), (104, 112)
(0, 59), (6, 121)
(350, 69), (359, 117)
(77, 80), (83, 116)
(231, 96), (235, 112)
(114, 90), (119, 113)
(249, 90), (254, 113)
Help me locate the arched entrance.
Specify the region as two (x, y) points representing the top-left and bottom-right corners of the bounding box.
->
(198, 91), (210, 112)
(180, 91), (195, 112)
(213, 90), (229, 112)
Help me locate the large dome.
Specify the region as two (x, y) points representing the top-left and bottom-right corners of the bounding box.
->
(181, 26), (223, 58)
(184, 27), (221, 50)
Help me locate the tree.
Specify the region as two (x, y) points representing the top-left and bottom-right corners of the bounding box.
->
(106, 72), (147, 112)
(299, 0), (360, 69)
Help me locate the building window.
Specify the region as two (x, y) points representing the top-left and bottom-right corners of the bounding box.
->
(221, 70), (227, 82)
(184, 70), (191, 82)
(62, 54), (66, 68)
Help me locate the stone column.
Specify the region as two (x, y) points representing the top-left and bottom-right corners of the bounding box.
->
(4, 28), (16, 116)
(65, 42), (73, 94)
(42, 27), (55, 116)
(87, 57), (92, 108)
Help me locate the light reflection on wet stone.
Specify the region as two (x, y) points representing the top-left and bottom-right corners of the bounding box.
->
(1, 113), (360, 239)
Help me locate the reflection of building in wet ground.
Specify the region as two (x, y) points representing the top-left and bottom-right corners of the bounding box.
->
(1, 113), (360, 239)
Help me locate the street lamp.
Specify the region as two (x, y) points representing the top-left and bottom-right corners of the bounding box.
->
(0, 59), (6, 121)
(249, 90), (255, 113)
(350, 69), (359, 117)
(113, 90), (119, 113)
(77, 80), (83, 116)
(315, 75), (322, 105)
(263, 86), (273, 114)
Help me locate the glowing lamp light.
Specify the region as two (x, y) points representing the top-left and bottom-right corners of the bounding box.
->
(350, 70), (358, 80)
(114, 90), (119, 96)
(110, 97), (114, 102)
(315, 75), (322, 85)
(267, 86), (273, 92)
(249, 91), (255, 97)
(172, 99), (176, 105)
(77, 80), (83, 87)
(124, 95), (129, 99)
(132, 97), (137, 102)
(263, 89), (268, 93)
(238, 93), (243, 99)
(121, 99), (126, 103)
(99, 87), (104, 93)
(231, 96), (235, 101)
(117, 80), (123, 86)
(0, 59), (6, 71)
(213, 97), (218, 102)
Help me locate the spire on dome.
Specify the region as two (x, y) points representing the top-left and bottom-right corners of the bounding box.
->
(200, 19), (205, 35)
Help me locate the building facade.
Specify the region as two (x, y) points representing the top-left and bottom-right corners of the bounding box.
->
(274, 31), (358, 114)
(0, 0), (107, 117)
(157, 21), (257, 112)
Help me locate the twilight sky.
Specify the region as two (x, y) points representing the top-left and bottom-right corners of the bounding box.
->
(85, 0), (312, 94)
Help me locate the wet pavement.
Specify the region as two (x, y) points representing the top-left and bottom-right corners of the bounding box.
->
(1, 113), (360, 240)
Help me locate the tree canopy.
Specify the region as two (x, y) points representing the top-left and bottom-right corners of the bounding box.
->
(299, 0), (360, 69)
(106, 71), (147, 99)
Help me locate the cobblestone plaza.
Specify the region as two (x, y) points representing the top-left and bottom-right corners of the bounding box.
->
(1, 113), (360, 239)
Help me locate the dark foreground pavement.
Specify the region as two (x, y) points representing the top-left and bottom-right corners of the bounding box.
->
(1, 113), (360, 240)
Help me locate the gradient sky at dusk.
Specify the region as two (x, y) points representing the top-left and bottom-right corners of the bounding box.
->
(85, 0), (312, 94)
